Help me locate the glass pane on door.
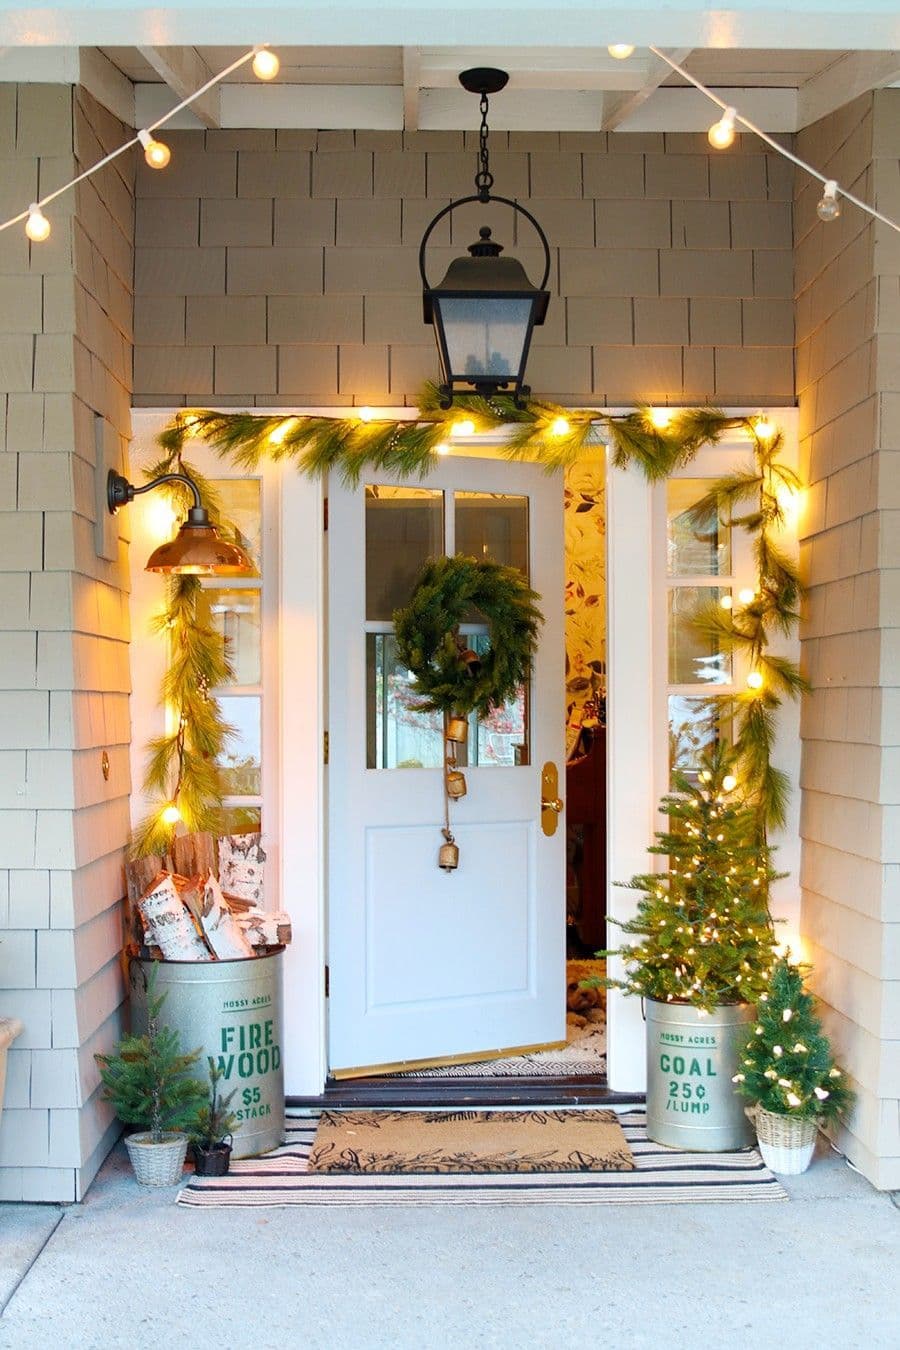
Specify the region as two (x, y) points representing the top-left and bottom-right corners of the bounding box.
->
(667, 479), (730, 577)
(455, 492), (529, 575)
(366, 486), (444, 621)
(366, 634), (444, 770)
(668, 586), (732, 684)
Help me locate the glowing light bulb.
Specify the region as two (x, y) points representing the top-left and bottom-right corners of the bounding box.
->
(161, 803), (181, 826)
(720, 593), (733, 610)
(145, 496), (179, 543)
(649, 407), (672, 430)
(550, 416), (571, 437)
(252, 46), (280, 80)
(738, 588), (756, 605)
(268, 417), (298, 446)
(722, 774), (737, 792)
(776, 482), (801, 516)
(435, 442), (450, 456)
(786, 1091), (802, 1108)
(137, 130), (171, 170)
(25, 204), (50, 242)
(782, 1008), (794, 1022)
(608, 44), (635, 59)
(817, 179), (841, 223)
(754, 415), (776, 441)
(357, 406), (375, 422)
(708, 107), (737, 150)
(814, 1086), (830, 1101)
(451, 419), (476, 438)
(746, 670), (764, 691)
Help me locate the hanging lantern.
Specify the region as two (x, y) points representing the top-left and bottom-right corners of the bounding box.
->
(420, 68), (551, 409)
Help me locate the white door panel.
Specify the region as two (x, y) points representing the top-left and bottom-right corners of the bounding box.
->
(328, 455), (564, 1075)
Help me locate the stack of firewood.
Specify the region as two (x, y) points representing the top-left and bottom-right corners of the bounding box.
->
(124, 831), (291, 962)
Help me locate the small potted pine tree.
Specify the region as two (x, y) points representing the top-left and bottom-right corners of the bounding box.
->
(95, 980), (207, 1186)
(189, 1059), (238, 1176)
(732, 955), (854, 1174)
(597, 746), (780, 1151)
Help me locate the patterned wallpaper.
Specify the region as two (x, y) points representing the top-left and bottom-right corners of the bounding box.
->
(564, 460), (606, 751)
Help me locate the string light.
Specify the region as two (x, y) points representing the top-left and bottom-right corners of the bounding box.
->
(2, 46), (278, 239)
(25, 204), (50, 242)
(357, 406), (375, 422)
(137, 129), (171, 170)
(817, 180), (842, 223)
(648, 407), (672, 430)
(252, 46), (280, 81)
(753, 415), (776, 440)
(435, 442), (451, 456)
(746, 670), (764, 691)
(550, 416), (571, 437)
(738, 587), (756, 605)
(608, 44), (635, 59)
(268, 417), (298, 445)
(160, 803), (181, 826)
(451, 419), (476, 437)
(707, 107), (736, 150)
(722, 775), (737, 792)
(647, 46), (900, 238)
(719, 593), (733, 610)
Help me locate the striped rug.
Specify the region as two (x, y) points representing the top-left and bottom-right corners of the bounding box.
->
(176, 1111), (789, 1207)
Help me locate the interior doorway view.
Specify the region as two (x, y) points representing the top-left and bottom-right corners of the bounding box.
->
(326, 450), (609, 1085)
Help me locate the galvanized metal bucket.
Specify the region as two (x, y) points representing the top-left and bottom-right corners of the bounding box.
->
(130, 951), (285, 1159)
(645, 998), (753, 1152)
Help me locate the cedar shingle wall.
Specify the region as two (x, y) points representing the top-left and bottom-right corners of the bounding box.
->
(0, 85), (133, 1202)
(131, 128), (796, 408)
(796, 90), (900, 1189)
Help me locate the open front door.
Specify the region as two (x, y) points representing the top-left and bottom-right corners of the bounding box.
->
(328, 454), (565, 1077)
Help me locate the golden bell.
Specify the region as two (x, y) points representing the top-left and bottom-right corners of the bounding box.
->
(438, 840), (460, 871)
(446, 715), (468, 744)
(446, 769), (467, 799)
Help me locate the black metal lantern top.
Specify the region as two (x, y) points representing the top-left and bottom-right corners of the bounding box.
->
(419, 68), (551, 409)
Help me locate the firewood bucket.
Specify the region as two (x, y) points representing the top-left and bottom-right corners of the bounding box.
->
(130, 949), (285, 1159)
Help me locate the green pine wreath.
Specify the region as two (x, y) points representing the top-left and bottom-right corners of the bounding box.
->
(393, 555), (543, 719)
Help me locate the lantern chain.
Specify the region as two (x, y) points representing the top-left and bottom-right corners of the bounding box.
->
(475, 91), (493, 202)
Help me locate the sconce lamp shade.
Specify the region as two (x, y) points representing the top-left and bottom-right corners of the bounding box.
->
(107, 469), (256, 577)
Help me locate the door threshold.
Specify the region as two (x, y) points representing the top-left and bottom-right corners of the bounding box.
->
(289, 1076), (645, 1109)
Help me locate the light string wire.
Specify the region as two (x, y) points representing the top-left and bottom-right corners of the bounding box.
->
(649, 45), (900, 236)
(0, 45), (268, 233)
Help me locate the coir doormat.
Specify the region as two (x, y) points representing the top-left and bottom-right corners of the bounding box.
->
(176, 1110), (790, 1206)
(307, 1108), (633, 1175)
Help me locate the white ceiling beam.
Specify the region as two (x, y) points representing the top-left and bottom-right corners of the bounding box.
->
(137, 45), (220, 127)
(602, 48), (692, 131)
(796, 50), (900, 128)
(616, 86), (798, 134)
(420, 87), (604, 132)
(78, 45), (135, 125)
(402, 46), (420, 132)
(5, 5), (900, 51)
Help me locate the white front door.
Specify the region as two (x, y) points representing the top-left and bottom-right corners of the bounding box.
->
(327, 454), (565, 1076)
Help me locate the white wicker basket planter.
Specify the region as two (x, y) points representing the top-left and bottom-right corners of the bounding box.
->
(125, 1131), (189, 1186)
(751, 1107), (818, 1175)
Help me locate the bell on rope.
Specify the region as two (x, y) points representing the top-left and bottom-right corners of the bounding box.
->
(439, 831), (460, 871)
(446, 769), (468, 799)
(446, 714), (468, 744)
(460, 648), (482, 678)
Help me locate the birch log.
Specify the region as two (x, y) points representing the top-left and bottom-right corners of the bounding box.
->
(138, 873), (212, 961)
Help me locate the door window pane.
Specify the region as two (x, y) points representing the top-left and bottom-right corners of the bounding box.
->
(455, 492), (528, 575)
(667, 479), (730, 577)
(668, 587), (731, 685)
(216, 696), (261, 795)
(213, 478), (262, 572)
(366, 486), (444, 621)
(197, 586), (261, 686)
(669, 696), (730, 780)
(366, 634), (444, 769)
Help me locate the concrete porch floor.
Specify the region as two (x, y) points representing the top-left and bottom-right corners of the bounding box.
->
(0, 1133), (898, 1350)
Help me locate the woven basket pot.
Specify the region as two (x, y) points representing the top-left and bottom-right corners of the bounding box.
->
(125, 1131), (189, 1186)
(751, 1107), (818, 1175)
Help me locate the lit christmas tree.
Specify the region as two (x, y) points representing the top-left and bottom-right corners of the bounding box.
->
(603, 746), (780, 1011)
(732, 956), (854, 1122)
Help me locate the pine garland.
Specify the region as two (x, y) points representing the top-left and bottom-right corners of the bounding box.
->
(133, 391), (805, 857)
(732, 956), (853, 1123)
(393, 555), (542, 719)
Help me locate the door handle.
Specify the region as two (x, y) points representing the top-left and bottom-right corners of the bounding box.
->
(541, 762), (563, 836)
